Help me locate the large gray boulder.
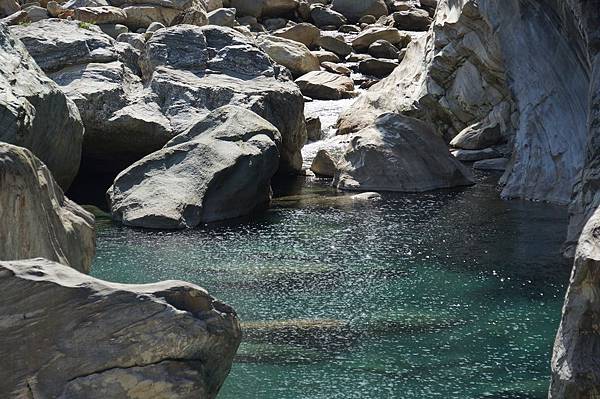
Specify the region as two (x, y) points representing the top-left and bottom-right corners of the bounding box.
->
(0, 258), (241, 399)
(0, 143), (95, 274)
(0, 22), (83, 189)
(550, 206), (600, 397)
(333, 113), (474, 192)
(12, 21), (306, 175)
(108, 106), (281, 229)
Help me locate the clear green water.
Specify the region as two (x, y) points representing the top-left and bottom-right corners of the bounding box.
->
(91, 173), (571, 399)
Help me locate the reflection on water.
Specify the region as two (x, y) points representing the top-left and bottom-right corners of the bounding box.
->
(92, 172), (570, 399)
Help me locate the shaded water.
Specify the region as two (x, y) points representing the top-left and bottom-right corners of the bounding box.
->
(92, 173), (570, 398)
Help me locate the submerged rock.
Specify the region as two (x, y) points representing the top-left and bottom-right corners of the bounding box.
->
(0, 258), (241, 399)
(334, 113), (474, 192)
(108, 106), (281, 229)
(0, 22), (83, 190)
(0, 143), (95, 273)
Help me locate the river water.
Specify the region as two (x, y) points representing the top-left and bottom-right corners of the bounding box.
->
(92, 170), (571, 398)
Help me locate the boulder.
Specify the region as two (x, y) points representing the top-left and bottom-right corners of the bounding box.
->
(207, 7), (235, 26)
(72, 6), (128, 24)
(108, 106), (281, 229)
(368, 39), (400, 59)
(450, 119), (505, 150)
(334, 113), (474, 192)
(321, 61), (351, 75)
(295, 70), (354, 100)
(358, 57), (398, 77)
(551, 207), (600, 396)
(318, 34), (352, 57)
(256, 34), (320, 77)
(311, 148), (337, 177)
(331, 0), (387, 22)
(0, 258), (241, 399)
(0, 143), (95, 273)
(98, 22), (129, 38)
(309, 4), (346, 28)
(312, 49), (339, 63)
(0, 22), (83, 189)
(273, 22), (320, 47)
(383, 9), (431, 31)
(25, 5), (48, 21)
(351, 25), (405, 51)
(13, 21), (306, 175)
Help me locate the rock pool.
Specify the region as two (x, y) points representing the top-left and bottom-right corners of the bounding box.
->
(92, 172), (570, 398)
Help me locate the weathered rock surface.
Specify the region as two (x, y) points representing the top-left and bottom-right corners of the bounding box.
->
(256, 34), (320, 77)
(0, 143), (95, 273)
(0, 22), (83, 189)
(295, 70), (354, 100)
(273, 23), (320, 47)
(318, 34), (352, 57)
(0, 257), (241, 398)
(13, 21), (306, 175)
(309, 4), (346, 28)
(338, 0), (588, 206)
(551, 206), (600, 397)
(334, 113), (474, 192)
(351, 26), (406, 52)
(108, 106), (281, 229)
(207, 7), (235, 26)
(563, 1), (600, 256)
(358, 57), (398, 78)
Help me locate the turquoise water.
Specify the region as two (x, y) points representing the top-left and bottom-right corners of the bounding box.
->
(91, 173), (571, 399)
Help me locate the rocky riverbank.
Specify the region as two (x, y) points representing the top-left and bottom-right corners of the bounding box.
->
(1, 0), (600, 397)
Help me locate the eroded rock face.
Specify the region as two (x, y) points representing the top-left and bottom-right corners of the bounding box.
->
(0, 22), (83, 190)
(0, 143), (95, 274)
(338, 0), (589, 206)
(0, 258), (241, 399)
(563, 1), (600, 257)
(333, 113), (474, 192)
(550, 206), (600, 398)
(108, 106), (281, 229)
(12, 20), (306, 175)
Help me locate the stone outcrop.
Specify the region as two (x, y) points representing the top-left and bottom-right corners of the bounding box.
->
(108, 106), (281, 229)
(551, 206), (600, 398)
(12, 20), (306, 176)
(0, 22), (83, 189)
(0, 257), (241, 399)
(563, 1), (600, 257)
(0, 143), (95, 274)
(338, 0), (589, 206)
(333, 113), (474, 192)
